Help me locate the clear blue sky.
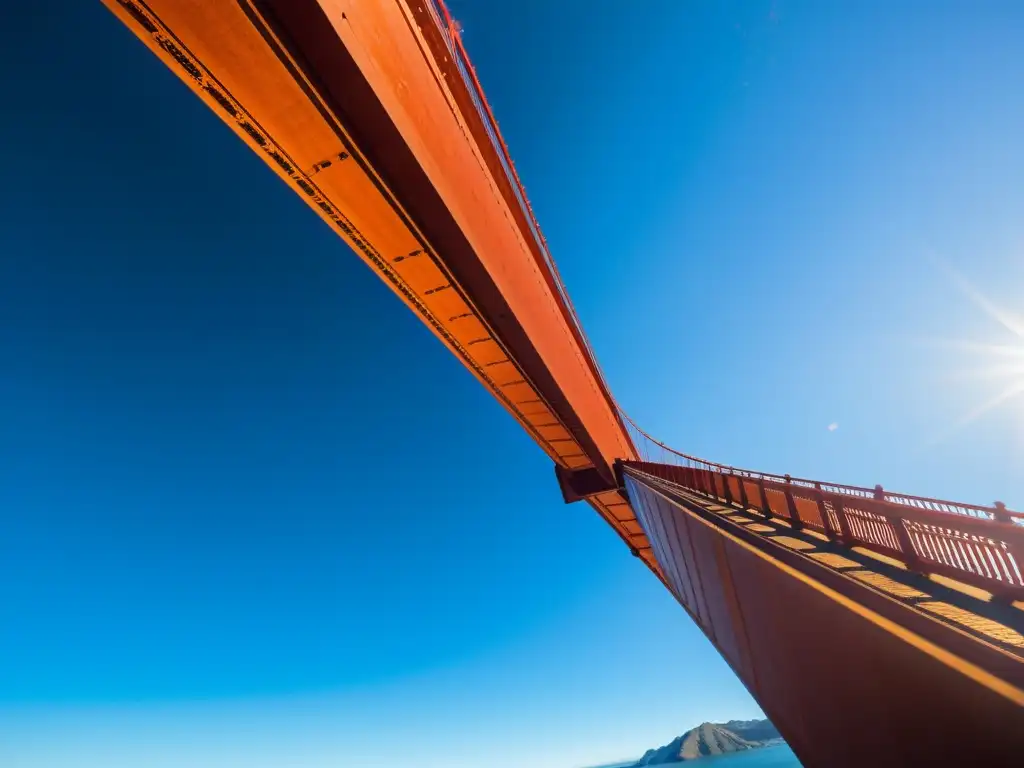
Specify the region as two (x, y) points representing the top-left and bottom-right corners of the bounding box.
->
(1, 1), (1022, 766)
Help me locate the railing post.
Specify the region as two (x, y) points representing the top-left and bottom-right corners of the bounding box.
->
(876, 484), (920, 571)
(737, 473), (750, 508)
(831, 495), (854, 543)
(815, 482), (836, 539)
(784, 474), (803, 531)
(723, 471), (734, 505)
(670, 463), (684, 487)
(994, 501), (1012, 524)
(757, 477), (773, 520)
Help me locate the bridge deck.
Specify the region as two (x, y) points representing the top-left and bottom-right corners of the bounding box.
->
(676, 487), (1024, 656)
(623, 465), (1024, 767)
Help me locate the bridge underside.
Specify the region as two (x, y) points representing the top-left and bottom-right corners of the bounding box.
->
(101, 0), (658, 574)
(623, 463), (1024, 767)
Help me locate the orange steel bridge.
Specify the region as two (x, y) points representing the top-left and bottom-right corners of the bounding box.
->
(101, 1), (1024, 765)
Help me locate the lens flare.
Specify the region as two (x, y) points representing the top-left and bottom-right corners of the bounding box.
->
(927, 263), (1024, 442)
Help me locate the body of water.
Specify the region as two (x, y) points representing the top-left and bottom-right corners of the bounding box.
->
(593, 744), (801, 768)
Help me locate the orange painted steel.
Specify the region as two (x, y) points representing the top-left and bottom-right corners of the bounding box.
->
(623, 466), (1024, 768)
(622, 412), (1023, 523)
(629, 460), (1024, 599)
(99, 0), (657, 573)
(622, 413), (1024, 596)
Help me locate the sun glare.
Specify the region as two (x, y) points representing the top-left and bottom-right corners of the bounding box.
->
(933, 265), (1024, 435)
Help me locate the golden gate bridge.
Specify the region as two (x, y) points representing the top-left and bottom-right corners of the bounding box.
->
(101, 2), (1024, 765)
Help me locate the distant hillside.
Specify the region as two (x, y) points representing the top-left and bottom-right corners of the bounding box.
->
(632, 719), (781, 765)
(717, 719), (781, 743)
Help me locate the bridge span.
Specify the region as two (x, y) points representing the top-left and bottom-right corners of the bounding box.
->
(101, 0), (654, 575)
(102, 1), (1024, 764)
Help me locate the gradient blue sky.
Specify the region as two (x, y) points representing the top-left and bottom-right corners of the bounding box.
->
(1, 1), (1022, 766)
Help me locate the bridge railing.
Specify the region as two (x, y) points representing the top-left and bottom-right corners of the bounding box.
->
(618, 411), (1023, 525)
(627, 460), (1024, 598)
(619, 418), (1024, 597)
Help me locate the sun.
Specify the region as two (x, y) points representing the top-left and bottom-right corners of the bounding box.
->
(936, 265), (1024, 433)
